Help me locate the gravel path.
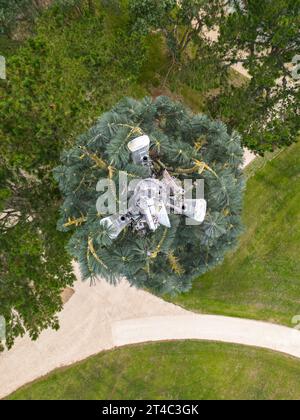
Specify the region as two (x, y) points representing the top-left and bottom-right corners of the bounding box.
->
(113, 315), (300, 358)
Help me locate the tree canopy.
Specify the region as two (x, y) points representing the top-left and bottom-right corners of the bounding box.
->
(213, 0), (300, 153)
(0, 0), (148, 351)
(54, 96), (244, 294)
(130, 0), (300, 153)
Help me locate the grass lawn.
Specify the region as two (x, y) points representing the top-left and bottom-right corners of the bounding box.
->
(169, 140), (300, 326)
(7, 341), (300, 400)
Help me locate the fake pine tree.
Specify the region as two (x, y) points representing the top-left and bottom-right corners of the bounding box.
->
(54, 96), (244, 294)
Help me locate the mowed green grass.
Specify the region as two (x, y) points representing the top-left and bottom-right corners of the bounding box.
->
(170, 141), (300, 326)
(7, 341), (300, 400)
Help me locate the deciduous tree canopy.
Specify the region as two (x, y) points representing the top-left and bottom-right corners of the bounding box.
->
(130, 0), (300, 153)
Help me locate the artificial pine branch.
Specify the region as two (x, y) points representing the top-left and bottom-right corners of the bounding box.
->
(54, 96), (244, 295)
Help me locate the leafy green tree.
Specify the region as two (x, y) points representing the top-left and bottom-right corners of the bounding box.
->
(0, 0), (148, 350)
(210, 0), (300, 153)
(0, 183), (74, 351)
(129, 0), (223, 62)
(130, 0), (300, 153)
(54, 96), (244, 295)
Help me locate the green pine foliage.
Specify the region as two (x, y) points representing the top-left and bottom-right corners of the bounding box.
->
(54, 96), (245, 294)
